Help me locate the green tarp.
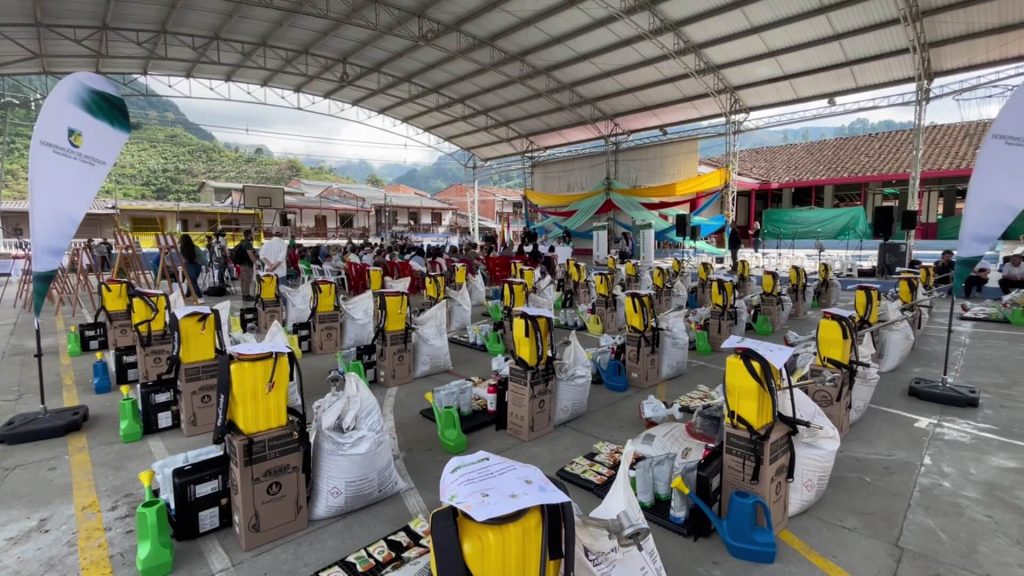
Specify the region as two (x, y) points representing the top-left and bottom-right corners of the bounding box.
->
(762, 206), (871, 240)
(937, 211), (1024, 241)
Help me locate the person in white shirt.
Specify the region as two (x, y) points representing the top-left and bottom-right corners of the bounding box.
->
(259, 230), (289, 278)
(361, 249), (374, 266)
(998, 251), (1024, 294)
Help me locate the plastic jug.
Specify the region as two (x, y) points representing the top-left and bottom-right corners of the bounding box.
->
(672, 478), (776, 564)
(484, 331), (506, 357)
(488, 301), (504, 321)
(695, 330), (712, 355)
(67, 326), (82, 358)
(345, 360), (367, 385)
(426, 392), (467, 455)
(754, 314), (774, 336)
(93, 352), (111, 394)
(119, 386), (143, 444)
(136, 470), (174, 576)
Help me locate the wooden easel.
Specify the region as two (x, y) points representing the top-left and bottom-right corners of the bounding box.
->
(13, 254), (75, 313)
(155, 233), (199, 304)
(67, 245), (105, 317)
(110, 229), (154, 289)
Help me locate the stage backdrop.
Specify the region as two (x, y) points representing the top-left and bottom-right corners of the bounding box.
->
(29, 72), (130, 315)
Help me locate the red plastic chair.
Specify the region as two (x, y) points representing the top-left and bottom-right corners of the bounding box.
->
(385, 261), (402, 280)
(485, 256), (510, 286)
(397, 261), (422, 294)
(428, 259), (444, 274)
(346, 262), (368, 295)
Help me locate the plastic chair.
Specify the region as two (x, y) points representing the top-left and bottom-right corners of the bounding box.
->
(397, 261), (423, 294)
(346, 262), (368, 295)
(425, 392), (467, 455)
(598, 359), (628, 392)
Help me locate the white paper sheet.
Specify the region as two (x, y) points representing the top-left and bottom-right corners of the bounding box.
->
(720, 335), (795, 369)
(439, 451), (570, 522)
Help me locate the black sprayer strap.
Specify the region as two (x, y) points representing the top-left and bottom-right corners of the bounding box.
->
(212, 353), (232, 444)
(429, 507), (470, 576)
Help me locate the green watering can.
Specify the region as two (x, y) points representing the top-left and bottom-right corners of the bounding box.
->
(345, 360), (368, 386)
(425, 392), (467, 455)
(1009, 308), (1024, 326)
(119, 385), (143, 444)
(487, 302), (504, 321)
(484, 331), (506, 356)
(67, 326), (82, 357)
(136, 470), (173, 576)
(754, 314), (774, 336)
(695, 330), (712, 355)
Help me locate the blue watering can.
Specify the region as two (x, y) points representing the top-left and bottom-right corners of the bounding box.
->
(596, 359), (628, 392)
(672, 477), (776, 564)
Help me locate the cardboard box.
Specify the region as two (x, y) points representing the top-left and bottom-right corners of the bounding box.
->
(137, 379), (180, 434)
(593, 297), (617, 333)
(108, 311), (136, 349)
(290, 322), (312, 354)
(178, 360), (219, 437)
(79, 322), (109, 352)
(311, 312), (341, 355)
(114, 346), (139, 385)
(575, 283), (591, 307)
(377, 337), (412, 388)
(259, 304), (284, 332)
(168, 452), (231, 540)
(227, 424), (308, 551)
(137, 331), (174, 383)
(625, 334), (660, 389)
(709, 309), (737, 351)
(696, 280), (710, 307)
(653, 289), (671, 314)
(789, 287), (808, 319)
(761, 295), (782, 331)
(239, 307), (259, 333)
(805, 365), (852, 437)
(722, 423), (791, 534)
(507, 364), (554, 442)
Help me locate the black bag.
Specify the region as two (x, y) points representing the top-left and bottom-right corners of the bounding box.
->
(231, 243), (249, 266)
(204, 285), (227, 297)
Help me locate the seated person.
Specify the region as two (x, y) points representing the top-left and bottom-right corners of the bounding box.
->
(963, 261), (991, 299)
(999, 251), (1024, 294)
(933, 250), (954, 287)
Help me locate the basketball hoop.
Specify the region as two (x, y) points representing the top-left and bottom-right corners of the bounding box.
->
(953, 84), (1015, 122)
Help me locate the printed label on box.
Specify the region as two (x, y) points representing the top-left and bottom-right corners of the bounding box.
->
(195, 478), (221, 499)
(153, 391), (173, 404)
(197, 507), (221, 534)
(157, 411), (173, 429)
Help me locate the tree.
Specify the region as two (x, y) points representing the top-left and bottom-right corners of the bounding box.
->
(366, 173), (386, 188)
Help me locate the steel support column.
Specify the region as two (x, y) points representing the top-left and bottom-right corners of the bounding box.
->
(896, 0), (933, 251)
(470, 159), (480, 243)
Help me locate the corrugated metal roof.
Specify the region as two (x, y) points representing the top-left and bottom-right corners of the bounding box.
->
(5, 0), (1020, 160)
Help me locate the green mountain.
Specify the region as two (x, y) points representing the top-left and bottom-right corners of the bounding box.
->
(0, 80), (344, 202)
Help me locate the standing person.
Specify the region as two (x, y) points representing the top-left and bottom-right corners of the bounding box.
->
(212, 232), (229, 286)
(998, 250), (1024, 294)
(933, 250), (955, 289)
(93, 238), (110, 272)
(233, 230), (256, 301)
(85, 238), (97, 271)
(751, 221), (762, 254)
(619, 231), (634, 261)
(99, 237), (114, 270)
(179, 235), (204, 298)
(727, 221), (744, 272)
(259, 230), (289, 281)
(561, 227), (572, 247)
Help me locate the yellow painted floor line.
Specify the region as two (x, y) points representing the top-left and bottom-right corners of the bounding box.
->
(57, 315), (114, 576)
(779, 529), (850, 576)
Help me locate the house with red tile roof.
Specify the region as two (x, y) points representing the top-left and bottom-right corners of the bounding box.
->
(704, 120), (990, 239)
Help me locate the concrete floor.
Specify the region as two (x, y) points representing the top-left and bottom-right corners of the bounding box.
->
(1, 291), (1023, 576)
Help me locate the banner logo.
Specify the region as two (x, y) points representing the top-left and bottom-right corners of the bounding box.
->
(67, 127), (83, 149)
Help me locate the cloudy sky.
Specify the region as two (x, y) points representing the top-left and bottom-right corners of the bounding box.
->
(163, 63), (1022, 167)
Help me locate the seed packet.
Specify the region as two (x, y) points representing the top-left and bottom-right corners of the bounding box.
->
(345, 550), (376, 573)
(387, 531), (415, 550)
(585, 461), (613, 477)
(368, 540), (395, 564)
(402, 547), (430, 561)
(563, 462), (588, 476)
(592, 452), (620, 468)
(580, 469), (608, 484)
(593, 441), (622, 454)
(408, 516), (430, 537)
(317, 566), (346, 576)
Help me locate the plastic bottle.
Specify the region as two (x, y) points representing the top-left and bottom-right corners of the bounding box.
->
(92, 352), (111, 394)
(486, 381), (498, 414)
(67, 326), (82, 357)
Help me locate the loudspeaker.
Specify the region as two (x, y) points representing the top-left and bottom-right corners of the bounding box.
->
(900, 209), (918, 231)
(872, 206), (895, 240)
(675, 213), (689, 236)
(690, 225), (700, 242)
